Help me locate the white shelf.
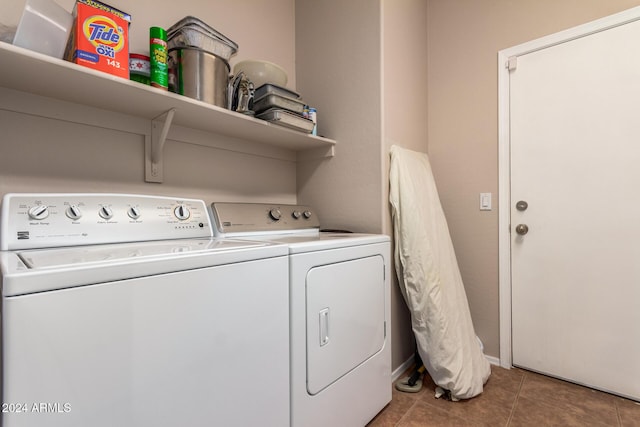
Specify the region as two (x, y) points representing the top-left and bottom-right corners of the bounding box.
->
(0, 41), (336, 153)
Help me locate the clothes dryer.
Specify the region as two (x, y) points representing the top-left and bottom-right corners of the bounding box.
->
(210, 202), (391, 427)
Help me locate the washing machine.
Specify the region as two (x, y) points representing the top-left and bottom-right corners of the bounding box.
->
(210, 202), (392, 427)
(0, 193), (290, 427)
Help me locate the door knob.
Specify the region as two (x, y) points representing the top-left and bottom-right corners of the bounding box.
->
(515, 224), (529, 235)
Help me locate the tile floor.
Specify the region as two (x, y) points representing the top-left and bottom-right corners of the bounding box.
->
(368, 366), (640, 426)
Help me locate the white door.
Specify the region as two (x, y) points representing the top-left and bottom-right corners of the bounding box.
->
(510, 17), (640, 400)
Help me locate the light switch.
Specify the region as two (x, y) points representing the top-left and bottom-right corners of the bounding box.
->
(480, 193), (492, 211)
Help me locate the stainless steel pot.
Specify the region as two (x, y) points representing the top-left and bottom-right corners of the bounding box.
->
(168, 48), (230, 108)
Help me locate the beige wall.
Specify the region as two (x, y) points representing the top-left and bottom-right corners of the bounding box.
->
(427, 0), (640, 358)
(295, 0), (383, 234)
(382, 0), (429, 370)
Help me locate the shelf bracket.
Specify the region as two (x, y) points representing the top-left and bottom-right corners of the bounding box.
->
(145, 108), (176, 183)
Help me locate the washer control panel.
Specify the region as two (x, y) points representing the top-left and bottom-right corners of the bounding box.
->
(1, 193), (213, 250)
(211, 202), (320, 235)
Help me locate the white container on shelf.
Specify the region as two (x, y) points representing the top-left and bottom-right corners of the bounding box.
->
(13, 0), (72, 59)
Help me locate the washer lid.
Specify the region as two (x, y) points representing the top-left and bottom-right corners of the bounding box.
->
(1, 238), (288, 297)
(17, 238), (252, 269)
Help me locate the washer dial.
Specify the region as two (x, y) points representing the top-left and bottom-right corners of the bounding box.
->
(128, 206), (141, 220)
(269, 208), (282, 221)
(66, 205), (82, 220)
(174, 205), (191, 220)
(99, 206), (114, 220)
(28, 205), (49, 220)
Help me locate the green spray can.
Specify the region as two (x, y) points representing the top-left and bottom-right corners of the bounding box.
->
(150, 26), (168, 90)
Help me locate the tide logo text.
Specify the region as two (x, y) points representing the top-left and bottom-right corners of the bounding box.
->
(82, 15), (125, 57)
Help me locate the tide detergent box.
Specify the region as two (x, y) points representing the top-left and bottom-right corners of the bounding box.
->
(65, 0), (131, 78)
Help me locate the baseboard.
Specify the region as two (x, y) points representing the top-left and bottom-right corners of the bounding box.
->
(485, 354), (501, 366)
(391, 356), (415, 382)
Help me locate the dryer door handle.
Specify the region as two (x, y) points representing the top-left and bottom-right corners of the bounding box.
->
(319, 308), (330, 347)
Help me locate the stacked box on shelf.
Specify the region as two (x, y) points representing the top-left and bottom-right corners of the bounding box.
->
(253, 84), (314, 133)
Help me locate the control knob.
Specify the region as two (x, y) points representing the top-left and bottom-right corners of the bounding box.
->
(99, 206), (114, 220)
(303, 210), (312, 219)
(269, 208), (282, 221)
(28, 205), (49, 220)
(292, 210), (302, 219)
(128, 206), (141, 220)
(174, 205), (191, 220)
(66, 205), (82, 220)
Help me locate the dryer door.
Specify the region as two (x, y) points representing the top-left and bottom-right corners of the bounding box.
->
(306, 255), (385, 395)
